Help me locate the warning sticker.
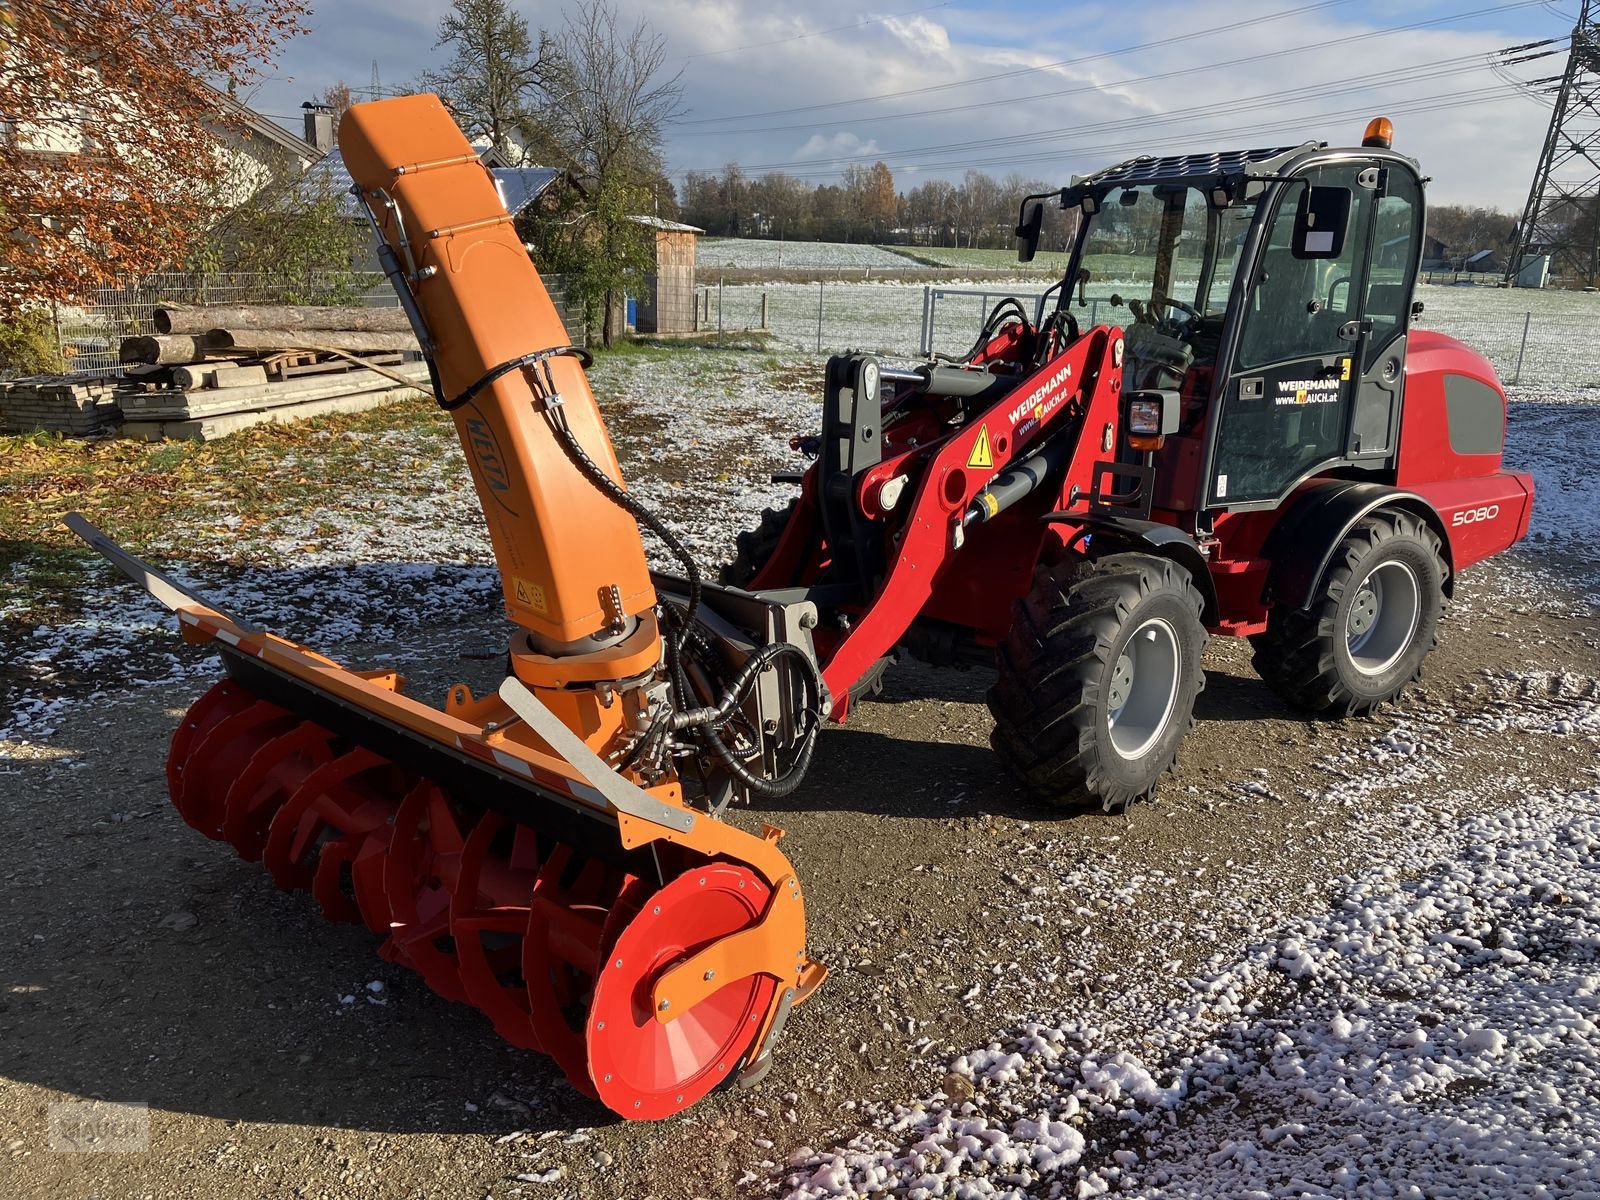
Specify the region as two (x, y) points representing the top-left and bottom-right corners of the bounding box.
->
(967, 426), (994, 470)
(514, 577), (549, 614)
(1341, 357), (1353, 382)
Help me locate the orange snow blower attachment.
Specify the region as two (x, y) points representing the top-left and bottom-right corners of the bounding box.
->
(66, 93), (828, 1119)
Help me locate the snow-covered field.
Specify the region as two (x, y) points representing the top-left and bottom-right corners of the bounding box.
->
(697, 238), (916, 271)
(1413, 285), (1600, 388)
(900, 245), (1076, 273)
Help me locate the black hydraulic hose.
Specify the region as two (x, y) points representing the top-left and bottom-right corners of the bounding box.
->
(705, 708), (819, 799)
(524, 355), (823, 798)
(663, 598), (735, 692)
(670, 640), (824, 798)
(669, 641), (799, 732)
(546, 402), (702, 708)
(443, 345), (594, 412)
(946, 296), (1031, 365)
(662, 601), (824, 798)
(527, 355), (702, 713)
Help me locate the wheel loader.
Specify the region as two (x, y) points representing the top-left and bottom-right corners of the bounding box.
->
(69, 101), (1531, 1118)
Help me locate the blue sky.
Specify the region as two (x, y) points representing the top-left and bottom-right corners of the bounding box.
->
(248, 0), (1582, 210)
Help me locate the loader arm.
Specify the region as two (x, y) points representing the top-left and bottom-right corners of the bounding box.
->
(811, 328), (1128, 717)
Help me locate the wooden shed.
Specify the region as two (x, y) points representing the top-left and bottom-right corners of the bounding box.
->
(630, 216), (703, 334)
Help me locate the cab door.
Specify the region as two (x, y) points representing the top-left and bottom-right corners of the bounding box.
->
(1208, 161), (1378, 508)
(1349, 165), (1423, 462)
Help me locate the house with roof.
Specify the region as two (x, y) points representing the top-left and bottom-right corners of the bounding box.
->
(7, 79), (323, 213)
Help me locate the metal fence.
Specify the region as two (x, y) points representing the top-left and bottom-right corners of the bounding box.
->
(47, 270), (597, 377)
(693, 278), (1600, 390)
(50, 269), (1599, 391)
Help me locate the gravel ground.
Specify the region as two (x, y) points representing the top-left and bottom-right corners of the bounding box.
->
(1, 347), (1596, 1199)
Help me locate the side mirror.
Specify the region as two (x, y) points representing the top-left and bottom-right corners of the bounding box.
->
(1292, 185), (1352, 259)
(1016, 199), (1045, 264)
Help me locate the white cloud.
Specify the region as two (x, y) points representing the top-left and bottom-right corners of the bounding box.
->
(791, 131), (883, 162)
(881, 15), (955, 62)
(251, 0), (1570, 209)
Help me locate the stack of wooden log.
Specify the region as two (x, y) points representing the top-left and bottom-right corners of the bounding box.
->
(116, 303), (428, 441)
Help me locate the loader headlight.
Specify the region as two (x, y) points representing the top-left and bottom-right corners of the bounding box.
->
(1128, 395), (1167, 435)
(1124, 388), (1180, 451)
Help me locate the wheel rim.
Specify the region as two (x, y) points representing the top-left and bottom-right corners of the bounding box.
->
(1346, 560), (1420, 676)
(1106, 617), (1182, 760)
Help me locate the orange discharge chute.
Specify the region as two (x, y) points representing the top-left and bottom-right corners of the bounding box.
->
(340, 94), (656, 649)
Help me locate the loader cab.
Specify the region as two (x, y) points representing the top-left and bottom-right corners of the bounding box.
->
(1053, 142), (1426, 514)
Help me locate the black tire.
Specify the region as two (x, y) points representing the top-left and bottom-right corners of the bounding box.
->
(1251, 509), (1445, 716)
(719, 500), (799, 587)
(988, 552), (1208, 811)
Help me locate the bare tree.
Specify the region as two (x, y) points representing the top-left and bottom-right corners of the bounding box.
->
(532, 0), (683, 187)
(320, 80), (354, 133)
(422, 0), (549, 163)
(526, 0), (683, 345)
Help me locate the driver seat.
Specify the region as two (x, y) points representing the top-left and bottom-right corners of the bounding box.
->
(1123, 321), (1194, 391)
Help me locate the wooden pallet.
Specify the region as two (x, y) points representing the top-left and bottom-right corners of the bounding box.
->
(273, 352), (405, 380)
(259, 349), (319, 379)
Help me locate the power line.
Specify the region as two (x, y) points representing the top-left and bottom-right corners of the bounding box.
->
(680, 84), (1522, 183)
(679, 0), (1554, 140)
(875, 86), (1521, 176)
(674, 0), (1359, 125)
(680, 17), (1559, 143)
(676, 56), (1489, 173)
(671, 38), (1550, 177)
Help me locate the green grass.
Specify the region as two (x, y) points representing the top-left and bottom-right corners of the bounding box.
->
(0, 401), (455, 568)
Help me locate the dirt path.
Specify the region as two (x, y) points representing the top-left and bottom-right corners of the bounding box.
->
(3, 550), (1595, 1200)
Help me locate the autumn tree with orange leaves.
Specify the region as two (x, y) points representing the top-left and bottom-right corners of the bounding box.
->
(0, 0), (310, 314)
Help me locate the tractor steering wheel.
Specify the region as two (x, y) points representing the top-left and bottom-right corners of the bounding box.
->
(1149, 295), (1200, 324)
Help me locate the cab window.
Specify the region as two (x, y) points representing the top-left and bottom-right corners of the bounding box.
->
(1235, 165), (1372, 371)
(1363, 168), (1421, 370)
(1212, 163), (1373, 505)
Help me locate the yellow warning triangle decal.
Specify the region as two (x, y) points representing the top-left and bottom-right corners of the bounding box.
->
(967, 425), (994, 470)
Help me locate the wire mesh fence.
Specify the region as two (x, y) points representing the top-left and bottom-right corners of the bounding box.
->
(693, 278), (1600, 390)
(45, 269), (1600, 391)
(42, 271), (598, 378)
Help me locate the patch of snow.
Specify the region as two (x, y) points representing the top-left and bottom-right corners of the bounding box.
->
(782, 706), (1600, 1198)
